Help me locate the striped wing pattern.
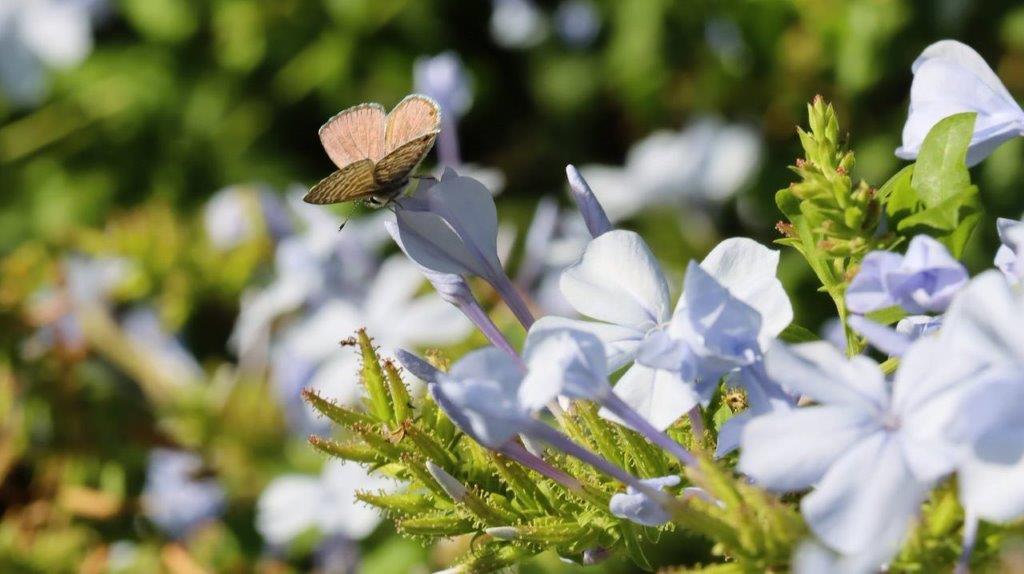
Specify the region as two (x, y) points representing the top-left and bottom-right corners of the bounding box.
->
(306, 94), (440, 205)
(303, 159), (377, 204)
(373, 131), (438, 186)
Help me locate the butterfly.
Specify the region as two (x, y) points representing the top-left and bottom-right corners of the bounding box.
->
(303, 94), (441, 207)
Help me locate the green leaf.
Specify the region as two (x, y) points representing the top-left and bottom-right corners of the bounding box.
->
(880, 164), (916, 224)
(910, 112), (976, 208)
(864, 306), (907, 327)
(779, 323), (818, 344)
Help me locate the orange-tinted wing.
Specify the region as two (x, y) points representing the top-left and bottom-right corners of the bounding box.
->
(373, 131), (438, 186)
(384, 94), (440, 154)
(303, 159), (378, 204)
(318, 103), (386, 168)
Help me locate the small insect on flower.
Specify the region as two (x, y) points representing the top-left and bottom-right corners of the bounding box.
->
(304, 94), (441, 207)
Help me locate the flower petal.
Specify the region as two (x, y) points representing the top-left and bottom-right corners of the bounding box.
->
(529, 315), (644, 371)
(603, 363), (700, 430)
(764, 341), (889, 412)
(698, 238), (792, 344)
(521, 327), (610, 410)
(560, 230), (671, 329)
(801, 433), (930, 555)
(738, 405), (878, 491)
(897, 40), (1024, 166)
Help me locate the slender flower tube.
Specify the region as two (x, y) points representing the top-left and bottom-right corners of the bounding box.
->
(388, 221), (519, 359)
(402, 346), (676, 507)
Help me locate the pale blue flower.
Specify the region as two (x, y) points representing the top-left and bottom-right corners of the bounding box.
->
(554, 0), (599, 48)
(142, 449), (225, 539)
(516, 196), (591, 316)
(846, 235), (968, 315)
(413, 51), (472, 119)
(490, 0), (547, 50)
(896, 40), (1024, 167)
(609, 475), (680, 526)
(579, 118), (762, 222)
(0, 0), (100, 105)
(535, 231), (792, 430)
(121, 306), (203, 385)
(270, 255), (471, 434)
(848, 314), (943, 357)
(937, 271), (1024, 523)
(740, 337), (985, 562)
(995, 216), (1024, 285)
(256, 460), (392, 548)
(392, 168), (534, 327)
(565, 165), (612, 238)
(202, 185), (291, 250)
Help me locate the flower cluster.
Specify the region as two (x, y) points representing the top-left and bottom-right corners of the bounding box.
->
(291, 38), (1024, 573)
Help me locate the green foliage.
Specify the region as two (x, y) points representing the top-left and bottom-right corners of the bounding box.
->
(777, 99), (982, 356)
(306, 331), (808, 572)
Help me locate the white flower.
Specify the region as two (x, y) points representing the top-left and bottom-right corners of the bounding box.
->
(995, 216), (1024, 285)
(272, 255), (472, 434)
(142, 449), (225, 539)
(490, 0), (548, 50)
(896, 40), (1024, 167)
(0, 0), (100, 105)
(937, 271), (1024, 523)
(609, 475), (680, 526)
(534, 231), (791, 430)
(120, 306), (203, 385)
(739, 336), (984, 563)
(579, 118), (762, 222)
(256, 460), (393, 547)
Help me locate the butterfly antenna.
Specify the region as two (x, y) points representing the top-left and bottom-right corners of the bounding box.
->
(338, 215), (351, 232)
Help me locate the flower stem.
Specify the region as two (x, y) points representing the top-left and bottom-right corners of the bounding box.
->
(454, 298), (519, 361)
(490, 272), (536, 330)
(526, 421), (679, 510)
(955, 509), (978, 574)
(498, 441), (581, 491)
(601, 392), (698, 467)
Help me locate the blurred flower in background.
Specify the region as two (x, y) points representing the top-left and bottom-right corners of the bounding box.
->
(580, 117), (763, 222)
(554, 0), (600, 48)
(141, 449), (225, 539)
(0, 0), (103, 106)
(490, 0), (548, 50)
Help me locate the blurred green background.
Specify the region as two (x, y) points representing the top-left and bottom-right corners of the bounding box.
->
(3, 0), (1024, 572)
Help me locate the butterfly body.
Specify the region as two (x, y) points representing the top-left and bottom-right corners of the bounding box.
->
(304, 95), (441, 206)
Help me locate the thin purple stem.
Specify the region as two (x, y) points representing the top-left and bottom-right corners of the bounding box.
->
(456, 298), (519, 361)
(437, 115), (462, 167)
(955, 509), (978, 574)
(490, 272), (536, 330)
(498, 441), (581, 491)
(687, 406), (706, 437)
(601, 392), (698, 467)
(526, 421), (675, 507)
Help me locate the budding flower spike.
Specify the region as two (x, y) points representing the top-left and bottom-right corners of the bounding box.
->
(390, 168), (535, 328)
(897, 40), (1024, 167)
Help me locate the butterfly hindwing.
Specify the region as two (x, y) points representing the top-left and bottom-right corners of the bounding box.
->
(303, 159), (377, 204)
(385, 95), (441, 153)
(373, 131), (438, 186)
(318, 103), (386, 168)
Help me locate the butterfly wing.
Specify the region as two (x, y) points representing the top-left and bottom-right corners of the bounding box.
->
(318, 103), (386, 168)
(303, 159), (377, 204)
(373, 131), (438, 186)
(384, 94), (441, 153)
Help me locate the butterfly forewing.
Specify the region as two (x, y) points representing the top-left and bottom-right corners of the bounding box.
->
(303, 159), (377, 204)
(318, 103), (386, 168)
(384, 95), (441, 153)
(373, 131), (439, 186)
